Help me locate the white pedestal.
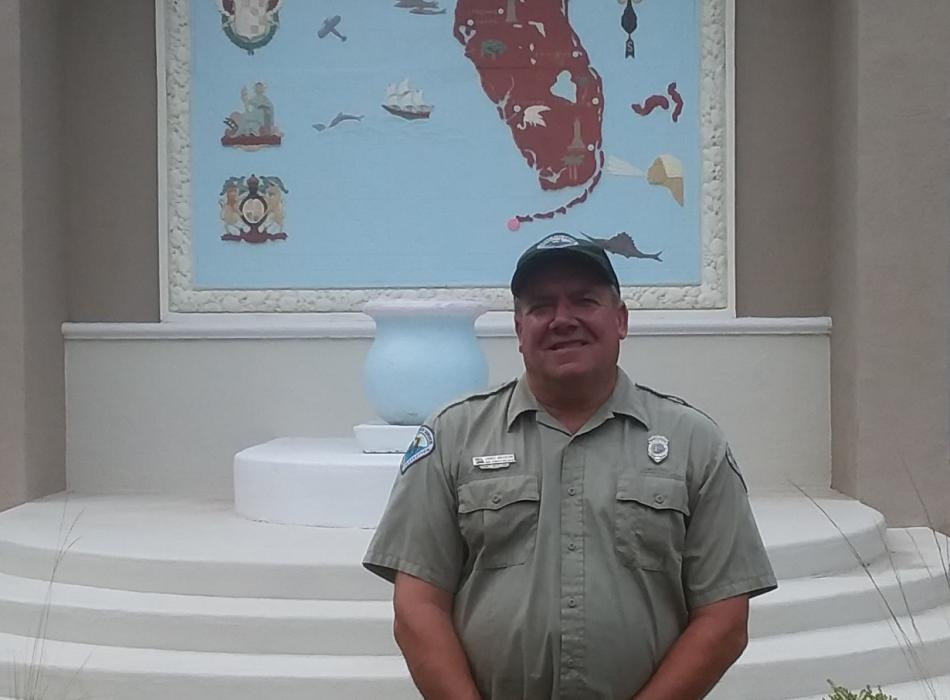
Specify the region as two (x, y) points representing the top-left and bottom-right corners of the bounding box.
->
(233, 437), (401, 528)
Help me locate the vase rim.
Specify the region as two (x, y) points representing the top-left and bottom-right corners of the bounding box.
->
(362, 299), (488, 318)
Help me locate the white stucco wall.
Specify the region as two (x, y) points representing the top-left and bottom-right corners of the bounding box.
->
(64, 318), (831, 496)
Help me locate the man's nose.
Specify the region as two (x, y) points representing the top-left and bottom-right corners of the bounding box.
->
(549, 300), (578, 329)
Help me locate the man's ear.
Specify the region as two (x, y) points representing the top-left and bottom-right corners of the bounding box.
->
(514, 313), (525, 353)
(617, 303), (629, 339)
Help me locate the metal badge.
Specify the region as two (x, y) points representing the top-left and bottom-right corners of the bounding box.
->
(647, 435), (670, 464)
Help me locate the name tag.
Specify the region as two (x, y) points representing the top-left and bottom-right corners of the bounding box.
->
(473, 454), (516, 469)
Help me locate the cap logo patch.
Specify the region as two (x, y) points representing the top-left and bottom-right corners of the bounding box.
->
(401, 426), (435, 474)
(536, 233), (579, 250)
(647, 435), (670, 464)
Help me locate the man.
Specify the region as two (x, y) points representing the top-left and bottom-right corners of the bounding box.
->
(363, 233), (777, 699)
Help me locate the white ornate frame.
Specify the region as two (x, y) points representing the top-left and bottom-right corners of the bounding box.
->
(158, 0), (734, 314)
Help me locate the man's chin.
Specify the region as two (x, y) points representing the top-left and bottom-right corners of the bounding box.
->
(544, 361), (592, 381)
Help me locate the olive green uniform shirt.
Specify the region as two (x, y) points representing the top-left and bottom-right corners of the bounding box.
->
(364, 371), (777, 700)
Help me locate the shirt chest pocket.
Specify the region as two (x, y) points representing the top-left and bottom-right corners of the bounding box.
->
(457, 475), (540, 570)
(614, 473), (690, 572)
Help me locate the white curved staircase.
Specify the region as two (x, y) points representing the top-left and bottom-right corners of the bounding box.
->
(0, 490), (946, 700)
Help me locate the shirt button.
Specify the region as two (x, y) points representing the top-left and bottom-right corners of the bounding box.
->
(567, 542), (577, 551)
(491, 494), (501, 504)
(567, 487), (577, 496)
(566, 658), (575, 668)
(568, 597), (577, 607)
(654, 494), (666, 504)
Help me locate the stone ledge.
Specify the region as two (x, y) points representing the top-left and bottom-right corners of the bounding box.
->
(62, 315), (832, 340)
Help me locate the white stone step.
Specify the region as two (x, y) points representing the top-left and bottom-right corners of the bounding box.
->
(0, 572), (397, 654)
(753, 489), (889, 579)
(0, 490), (887, 600)
(0, 530), (944, 656)
(712, 602), (950, 700)
(2, 604), (949, 700)
(0, 494), (388, 600)
(0, 492), (940, 700)
(0, 632), (418, 700)
(751, 528), (950, 637)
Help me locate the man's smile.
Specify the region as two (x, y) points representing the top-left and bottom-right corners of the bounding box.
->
(547, 339), (588, 351)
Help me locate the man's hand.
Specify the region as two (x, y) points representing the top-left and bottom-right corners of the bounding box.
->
(393, 572), (482, 700)
(632, 594), (751, 700)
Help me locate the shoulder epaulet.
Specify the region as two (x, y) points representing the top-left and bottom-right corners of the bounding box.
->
(723, 444), (746, 486)
(433, 378), (518, 418)
(635, 383), (720, 427)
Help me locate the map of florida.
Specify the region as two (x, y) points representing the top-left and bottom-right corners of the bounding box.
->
(453, 0), (605, 226)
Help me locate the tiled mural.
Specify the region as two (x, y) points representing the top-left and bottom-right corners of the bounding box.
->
(165, 0), (729, 311)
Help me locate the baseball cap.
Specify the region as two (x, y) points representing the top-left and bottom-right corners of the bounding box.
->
(510, 233), (621, 297)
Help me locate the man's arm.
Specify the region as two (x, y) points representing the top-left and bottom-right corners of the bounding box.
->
(393, 572), (482, 700)
(632, 594), (750, 700)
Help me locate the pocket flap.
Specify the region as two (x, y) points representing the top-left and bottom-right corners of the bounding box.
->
(617, 474), (689, 515)
(458, 475), (540, 514)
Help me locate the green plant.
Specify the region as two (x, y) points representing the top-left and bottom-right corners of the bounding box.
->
(824, 681), (899, 700)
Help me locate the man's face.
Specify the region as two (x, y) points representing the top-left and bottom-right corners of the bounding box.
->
(514, 259), (628, 385)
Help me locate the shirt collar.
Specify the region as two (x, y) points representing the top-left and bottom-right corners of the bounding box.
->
(606, 369), (651, 429)
(506, 369), (651, 431)
(506, 376), (542, 430)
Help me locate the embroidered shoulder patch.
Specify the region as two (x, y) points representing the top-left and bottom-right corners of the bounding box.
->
(401, 426), (435, 474)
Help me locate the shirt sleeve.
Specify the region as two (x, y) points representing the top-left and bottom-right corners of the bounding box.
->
(362, 413), (466, 593)
(682, 442), (778, 609)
